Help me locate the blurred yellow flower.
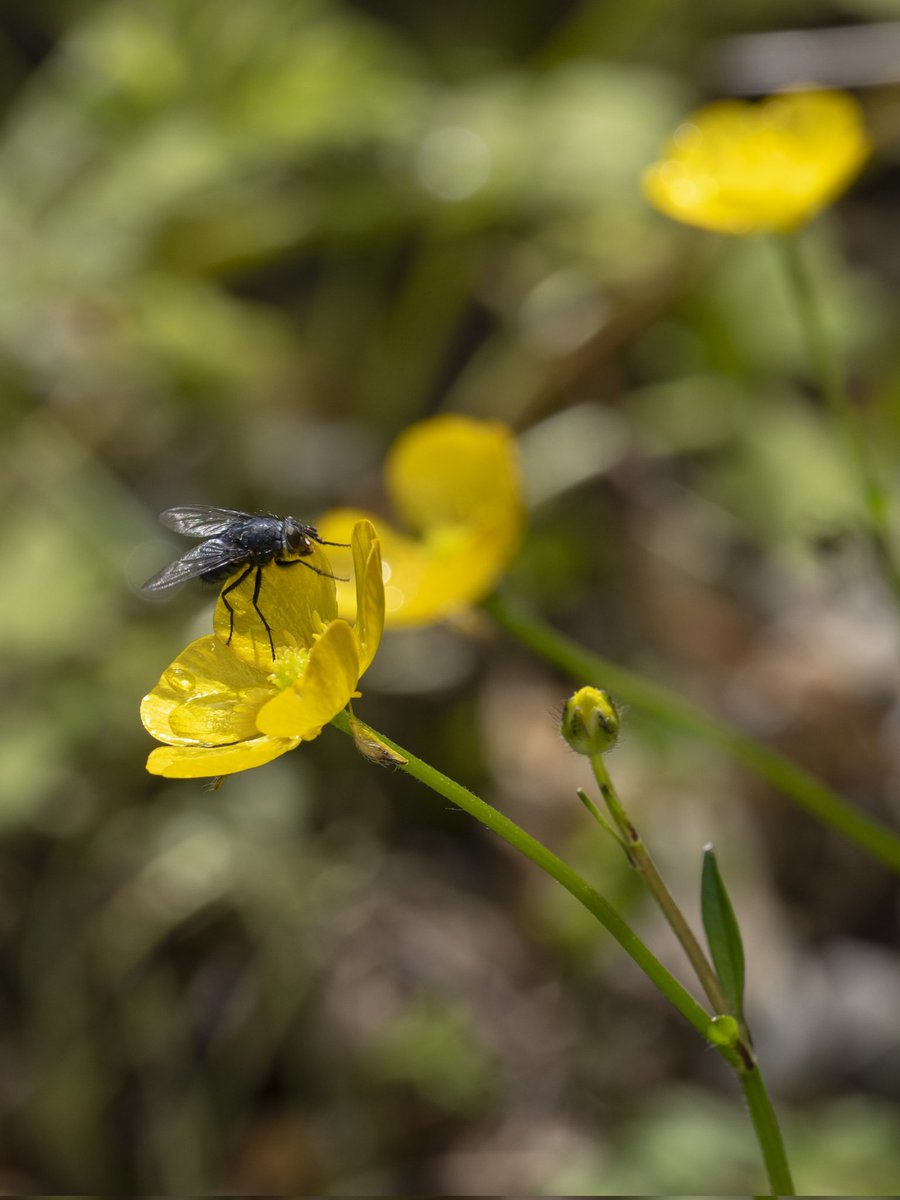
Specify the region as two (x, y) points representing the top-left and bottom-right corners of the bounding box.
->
(141, 520), (383, 778)
(643, 89), (872, 235)
(316, 415), (524, 626)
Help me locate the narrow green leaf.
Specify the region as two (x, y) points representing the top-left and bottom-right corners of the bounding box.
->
(700, 844), (746, 1019)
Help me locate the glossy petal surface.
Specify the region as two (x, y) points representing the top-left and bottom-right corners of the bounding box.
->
(141, 635), (274, 746)
(351, 519), (385, 673)
(146, 735), (300, 778)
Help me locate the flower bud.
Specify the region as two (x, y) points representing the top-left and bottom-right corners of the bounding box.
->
(561, 687), (619, 756)
(705, 1014), (740, 1049)
(349, 711), (408, 768)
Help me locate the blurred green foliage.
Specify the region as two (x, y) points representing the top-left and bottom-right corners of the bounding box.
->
(1, 0), (899, 1192)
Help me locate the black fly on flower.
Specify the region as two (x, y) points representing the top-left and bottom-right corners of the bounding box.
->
(142, 505), (347, 659)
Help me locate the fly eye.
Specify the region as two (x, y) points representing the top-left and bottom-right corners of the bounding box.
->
(287, 528), (313, 556)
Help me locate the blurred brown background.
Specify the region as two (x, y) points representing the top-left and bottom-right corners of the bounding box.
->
(1, 0), (899, 1192)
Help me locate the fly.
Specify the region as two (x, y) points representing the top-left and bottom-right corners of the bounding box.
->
(142, 505), (347, 659)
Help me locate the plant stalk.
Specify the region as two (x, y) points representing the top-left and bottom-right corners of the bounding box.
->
(773, 232), (900, 614)
(331, 709), (711, 1039)
(589, 753), (736, 1024)
(483, 591), (900, 873)
(741, 1061), (796, 1196)
(331, 709), (796, 1194)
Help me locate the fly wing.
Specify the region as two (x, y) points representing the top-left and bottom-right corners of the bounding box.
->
(142, 538), (247, 591)
(158, 505), (255, 538)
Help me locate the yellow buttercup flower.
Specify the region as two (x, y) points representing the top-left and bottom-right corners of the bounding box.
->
(141, 520), (383, 778)
(316, 415), (524, 626)
(643, 89), (872, 235)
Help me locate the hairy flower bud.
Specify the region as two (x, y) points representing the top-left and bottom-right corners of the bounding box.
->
(561, 687), (619, 756)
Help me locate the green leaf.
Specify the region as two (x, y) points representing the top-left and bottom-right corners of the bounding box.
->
(700, 844), (746, 1019)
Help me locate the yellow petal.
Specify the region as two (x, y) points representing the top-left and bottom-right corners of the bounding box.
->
(643, 89), (872, 235)
(317, 418), (524, 627)
(384, 515), (513, 624)
(212, 544), (339, 670)
(168, 685), (274, 744)
(385, 414), (524, 534)
(313, 507), (374, 623)
(351, 519), (384, 674)
(318, 506), (517, 626)
(141, 635), (272, 746)
(146, 734), (300, 778)
(255, 618), (360, 738)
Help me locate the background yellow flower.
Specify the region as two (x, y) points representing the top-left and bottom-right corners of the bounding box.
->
(643, 90), (871, 234)
(316, 415), (524, 625)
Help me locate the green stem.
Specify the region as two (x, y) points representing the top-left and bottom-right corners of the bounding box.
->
(590, 753), (736, 1023)
(330, 708), (711, 1040)
(331, 709), (795, 1195)
(483, 591), (900, 873)
(773, 232), (900, 613)
(740, 1063), (796, 1196)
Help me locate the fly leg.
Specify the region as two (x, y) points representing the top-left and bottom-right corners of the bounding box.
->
(251, 565), (276, 660)
(276, 558), (347, 582)
(220, 565), (254, 645)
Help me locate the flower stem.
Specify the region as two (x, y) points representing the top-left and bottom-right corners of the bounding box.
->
(740, 1062), (796, 1197)
(773, 231), (900, 614)
(330, 709), (795, 1195)
(588, 756), (793, 1194)
(483, 591), (900, 873)
(589, 753), (736, 1023)
(330, 708), (711, 1039)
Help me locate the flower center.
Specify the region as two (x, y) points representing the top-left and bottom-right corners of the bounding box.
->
(268, 646), (310, 691)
